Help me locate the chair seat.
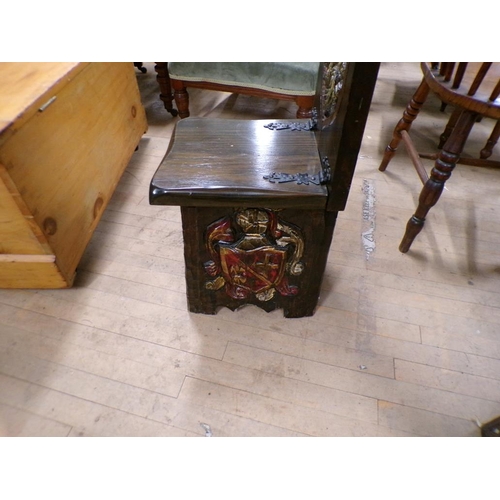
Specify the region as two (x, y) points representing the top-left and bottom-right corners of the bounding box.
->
(150, 118), (327, 209)
(168, 62), (320, 96)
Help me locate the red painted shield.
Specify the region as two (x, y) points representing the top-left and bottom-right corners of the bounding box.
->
(219, 246), (287, 294)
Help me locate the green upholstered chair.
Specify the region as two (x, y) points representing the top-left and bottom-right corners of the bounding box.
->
(154, 62), (320, 119)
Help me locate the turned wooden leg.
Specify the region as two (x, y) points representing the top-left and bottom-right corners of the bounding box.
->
(154, 62), (178, 117)
(295, 96), (315, 119)
(438, 107), (461, 149)
(379, 79), (430, 171)
(480, 120), (500, 159)
(171, 80), (190, 119)
(399, 110), (478, 253)
(180, 207), (218, 314)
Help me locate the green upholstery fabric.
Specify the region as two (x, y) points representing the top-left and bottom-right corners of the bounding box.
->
(168, 62), (320, 96)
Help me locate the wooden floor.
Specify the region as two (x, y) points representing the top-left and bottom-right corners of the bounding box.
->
(1, 62), (500, 437)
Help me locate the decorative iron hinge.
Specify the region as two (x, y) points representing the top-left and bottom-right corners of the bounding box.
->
(263, 157), (331, 186)
(264, 109), (318, 132)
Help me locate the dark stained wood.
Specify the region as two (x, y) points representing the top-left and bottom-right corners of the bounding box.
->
(443, 62), (455, 82)
(150, 118), (326, 210)
(468, 63), (492, 95)
(489, 80), (500, 101)
(438, 106), (462, 149)
(399, 110), (478, 253)
(150, 62), (380, 317)
(379, 62), (500, 253)
(452, 62), (467, 89)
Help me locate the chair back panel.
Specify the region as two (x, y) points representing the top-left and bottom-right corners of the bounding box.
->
(314, 62), (380, 211)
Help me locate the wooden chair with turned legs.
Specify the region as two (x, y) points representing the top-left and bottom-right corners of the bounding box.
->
(379, 62), (500, 253)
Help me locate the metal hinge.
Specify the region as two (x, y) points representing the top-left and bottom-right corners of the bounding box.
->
(263, 156), (331, 186)
(264, 109), (318, 132)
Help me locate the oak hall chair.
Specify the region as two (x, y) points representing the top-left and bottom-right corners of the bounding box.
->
(154, 62), (320, 119)
(149, 62), (379, 318)
(379, 62), (500, 253)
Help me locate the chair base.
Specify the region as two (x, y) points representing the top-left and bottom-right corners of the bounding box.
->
(179, 206), (337, 318)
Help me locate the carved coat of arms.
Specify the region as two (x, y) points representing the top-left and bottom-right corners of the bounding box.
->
(203, 209), (305, 302)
